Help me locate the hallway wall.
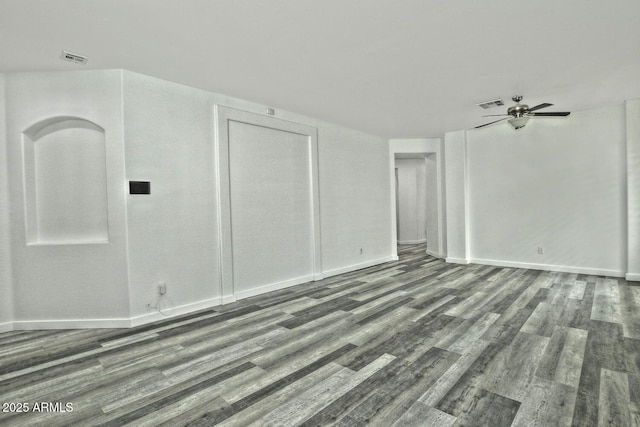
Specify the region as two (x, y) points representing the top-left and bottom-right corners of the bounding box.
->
(395, 158), (427, 244)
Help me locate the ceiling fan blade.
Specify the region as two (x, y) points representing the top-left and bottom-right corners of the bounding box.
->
(482, 114), (510, 117)
(528, 103), (553, 112)
(474, 117), (509, 129)
(528, 112), (571, 117)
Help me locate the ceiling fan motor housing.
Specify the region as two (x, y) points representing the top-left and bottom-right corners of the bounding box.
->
(507, 104), (529, 117)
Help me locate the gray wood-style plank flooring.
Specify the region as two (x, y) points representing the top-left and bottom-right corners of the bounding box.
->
(1, 244), (639, 426)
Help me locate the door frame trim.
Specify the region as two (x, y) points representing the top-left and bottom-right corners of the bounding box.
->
(214, 105), (323, 301)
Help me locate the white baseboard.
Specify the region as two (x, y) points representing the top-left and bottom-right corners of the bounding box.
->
(7, 297), (227, 331)
(129, 296), (224, 327)
(446, 257), (470, 265)
(221, 294), (237, 305)
(0, 321), (14, 333)
(471, 258), (625, 278)
(626, 273), (640, 282)
(234, 275), (315, 301)
(322, 256), (396, 278)
(11, 317), (132, 330)
(426, 249), (443, 258)
(0, 254), (413, 332)
(397, 239), (427, 245)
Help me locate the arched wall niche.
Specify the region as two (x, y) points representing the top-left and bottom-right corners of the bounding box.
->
(22, 116), (109, 245)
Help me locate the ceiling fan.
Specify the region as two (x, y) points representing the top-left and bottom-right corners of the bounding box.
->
(475, 95), (571, 130)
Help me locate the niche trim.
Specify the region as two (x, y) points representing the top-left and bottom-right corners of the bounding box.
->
(22, 116), (109, 245)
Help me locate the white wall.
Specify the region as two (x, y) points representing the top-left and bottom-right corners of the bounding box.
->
(318, 126), (393, 276)
(443, 130), (469, 264)
(0, 74), (14, 332)
(425, 154), (439, 256)
(627, 99), (640, 281)
(465, 105), (627, 276)
(122, 71), (393, 316)
(122, 71), (221, 321)
(122, 72), (393, 317)
(2, 69), (393, 329)
(5, 70), (131, 327)
(395, 158), (427, 244)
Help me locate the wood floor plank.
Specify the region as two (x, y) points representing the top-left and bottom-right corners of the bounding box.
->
(230, 343), (358, 406)
(598, 368), (631, 427)
(510, 378), (577, 427)
(624, 337), (640, 376)
(482, 286), (550, 345)
(444, 290), (490, 319)
(520, 302), (560, 337)
(464, 273), (538, 319)
(480, 332), (550, 402)
(409, 295), (458, 322)
(620, 284), (640, 339)
(351, 296), (414, 326)
(553, 328), (588, 388)
(571, 319), (626, 426)
(568, 280), (587, 300)
(445, 312), (500, 354)
(249, 312), (354, 371)
(442, 386), (520, 427)
(419, 338), (491, 407)
(327, 347), (459, 426)
(256, 366), (359, 426)
(216, 362), (345, 426)
(591, 277), (623, 324)
(338, 312), (463, 371)
(255, 354), (395, 426)
(535, 326), (588, 388)
(390, 401), (456, 427)
(87, 362), (254, 426)
(559, 281), (596, 331)
(158, 332), (271, 382)
(295, 358), (407, 426)
(631, 402), (640, 427)
(344, 306), (418, 348)
(350, 349), (459, 426)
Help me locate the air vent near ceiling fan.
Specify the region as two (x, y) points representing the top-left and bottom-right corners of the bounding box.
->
(476, 98), (504, 109)
(60, 50), (88, 65)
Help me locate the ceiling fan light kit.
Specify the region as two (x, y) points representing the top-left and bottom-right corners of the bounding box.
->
(475, 95), (571, 130)
(508, 116), (529, 130)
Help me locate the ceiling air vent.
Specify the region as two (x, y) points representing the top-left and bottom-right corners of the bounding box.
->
(60, 50), (88, 65)
(476, 98), (504, 109)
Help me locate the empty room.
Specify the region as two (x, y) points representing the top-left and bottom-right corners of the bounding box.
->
(1, 1), (639, 426)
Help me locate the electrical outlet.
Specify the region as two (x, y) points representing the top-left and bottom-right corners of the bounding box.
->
(158, 282), (167, 295)
(537, 247), (544, 255)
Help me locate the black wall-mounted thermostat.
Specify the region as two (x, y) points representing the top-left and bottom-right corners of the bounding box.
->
(129, 181), (151, 195)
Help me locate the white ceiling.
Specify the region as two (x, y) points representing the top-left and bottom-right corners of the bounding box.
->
(1, 0), (639, 138)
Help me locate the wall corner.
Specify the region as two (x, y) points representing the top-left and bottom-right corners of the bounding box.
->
(0, 72), (15, 330)
(443, 129), (470, 263)
(626, 98), (640, 281)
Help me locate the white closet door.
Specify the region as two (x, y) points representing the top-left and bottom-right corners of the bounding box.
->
(215, 106), (322, 301)
(229, 121), (313, 293)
